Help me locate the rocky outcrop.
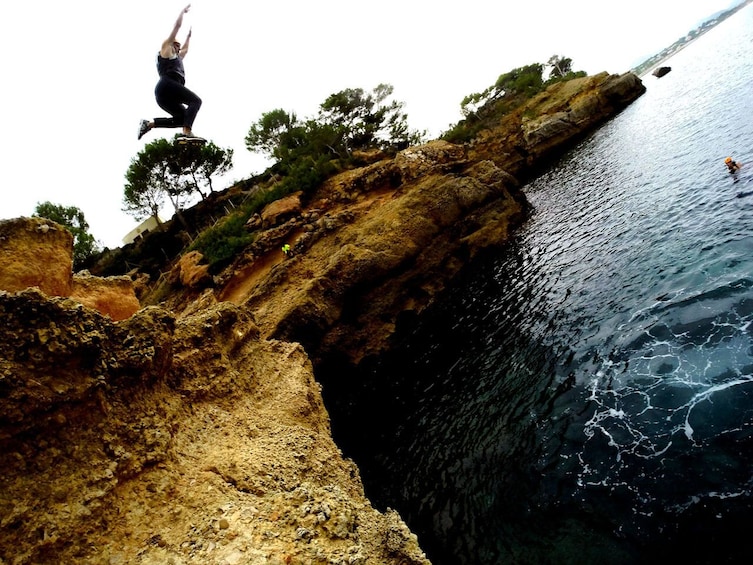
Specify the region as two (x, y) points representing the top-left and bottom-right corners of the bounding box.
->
(0, 290), (429, 564)
(226, 145), (526, 365)
(470, 72), (646, 177)
(0, 217), (140, 321)
(0, 72), (647, 564)
(71, 271), (141, 321)
(652, 66), (671, 77)
(0, 217), (73, 297)
(172, 250), (212, 289)
(213, 73), (645, 366)
(261, 191), (304, 228)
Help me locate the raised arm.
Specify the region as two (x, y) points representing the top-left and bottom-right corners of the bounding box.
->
(180, 27), (192, 58)
(160, 4), (191, 58)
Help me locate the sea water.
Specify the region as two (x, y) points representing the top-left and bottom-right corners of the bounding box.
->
(321, 5), (753, 564)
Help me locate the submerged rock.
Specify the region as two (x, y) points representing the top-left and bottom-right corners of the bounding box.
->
(653, 66), (672, 77)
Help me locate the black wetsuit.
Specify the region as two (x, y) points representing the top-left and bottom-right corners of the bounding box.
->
(153, 54), (202, 130)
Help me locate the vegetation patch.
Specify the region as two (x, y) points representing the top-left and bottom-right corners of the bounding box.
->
(442, 57), (586, 144)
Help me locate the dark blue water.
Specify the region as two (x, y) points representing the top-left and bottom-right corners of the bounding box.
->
(322, 6), (753, 564)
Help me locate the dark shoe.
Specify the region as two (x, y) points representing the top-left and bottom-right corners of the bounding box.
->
(137, 120), (150, 140)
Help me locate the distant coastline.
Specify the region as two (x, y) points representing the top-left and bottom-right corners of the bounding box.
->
(632, 0), (752, 77)
(635, 33), (703, 78)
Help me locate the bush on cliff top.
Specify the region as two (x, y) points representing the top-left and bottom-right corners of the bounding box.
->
(186, 175), (301, 271)
(246, 84), (423, 190)
(443, 57), (586, 144)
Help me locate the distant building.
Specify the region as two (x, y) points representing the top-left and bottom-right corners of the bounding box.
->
(122, 216), (162, 245)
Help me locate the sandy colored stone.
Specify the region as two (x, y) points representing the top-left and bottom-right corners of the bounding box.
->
(0, 217), (73, 297)
(0, 218), (142, 321)
(260, 191), (303, 228)
(0, 72), (647, 565)
(71, 271), (141, 321)
(207, 73), (645, 366)
(0, 292), (430, 565)
(176, 250), (212, 289)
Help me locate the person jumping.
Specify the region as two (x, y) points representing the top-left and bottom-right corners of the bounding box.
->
(137, 4), (203, 141)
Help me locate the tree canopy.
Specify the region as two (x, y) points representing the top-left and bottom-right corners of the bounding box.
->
(245, 84), (424, 196)
(33, 201), (100, 268)
(460, 63), (545, 118)
(547, 55), (573, 80)
(123, 138), (233, 223)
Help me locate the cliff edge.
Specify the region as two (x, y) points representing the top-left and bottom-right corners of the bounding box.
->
(211, 72), (645, 368)
(0, 72), (645, 564)
(0, 244), (428, 564)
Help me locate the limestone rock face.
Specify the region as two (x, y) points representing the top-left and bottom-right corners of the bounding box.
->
(394, 139), (468, 180)
(470, 71), (646, 177)
(71, 271), (141, 321)
(175, 249), (212, 289)
(3, 71), (649, 565)
(261, 190), (303, 228)
(231, 145), (527, 365)
(0, 217), (73, 297)
(0, 291), (430, 565)
(0, 217), (142, 321)
(212, 74), (645, 369)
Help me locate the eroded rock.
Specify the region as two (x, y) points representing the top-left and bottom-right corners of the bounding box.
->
(260, 191), (303, 228)
(0, 291), (429, 565)
(0, 217), (73, 297)
(0, 70), (649, 565)
(71, 271), (141, 321)
(175, 250), (212, 289)
(0, 217), (142, 321)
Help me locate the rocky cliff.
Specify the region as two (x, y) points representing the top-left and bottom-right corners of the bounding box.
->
(214, 72), (645, 369)
(0, 72), (645, 564)
(1, 217), (429, 564)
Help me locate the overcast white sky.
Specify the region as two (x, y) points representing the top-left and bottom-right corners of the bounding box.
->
(0, 1), (739, 248)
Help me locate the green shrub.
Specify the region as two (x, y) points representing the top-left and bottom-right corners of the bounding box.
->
(278, 155), (338, 198)
(189, 211), (255, 271)
(442, 59), (585, 145)
(187, 171), (313, 271)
